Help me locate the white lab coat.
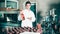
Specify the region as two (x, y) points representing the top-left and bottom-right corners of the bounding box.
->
(18, 9), (36, 28)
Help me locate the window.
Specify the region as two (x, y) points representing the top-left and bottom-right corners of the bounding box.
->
(0, 0), (5, 8)
(6, 1), (17, 9)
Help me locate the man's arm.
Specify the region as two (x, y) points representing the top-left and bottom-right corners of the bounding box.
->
(27, 12), (36, 22)
(18, 11), (22, 21)
(18, 11), (25, 21)
(31, 12), (36, 22)
(20, 11), (25, 20)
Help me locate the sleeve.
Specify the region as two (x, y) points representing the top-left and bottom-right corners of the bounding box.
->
(31, 12), (36, 22)
(18, 10), (24, 21)
(18, 14), (22, 21)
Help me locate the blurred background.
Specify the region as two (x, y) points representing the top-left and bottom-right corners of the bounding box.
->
(0, 0), (60, 34)
(0, 0), (36, 34)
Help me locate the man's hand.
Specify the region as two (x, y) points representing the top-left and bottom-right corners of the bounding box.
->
(20, 11), (25, 20)
(27, 17), (32, 20)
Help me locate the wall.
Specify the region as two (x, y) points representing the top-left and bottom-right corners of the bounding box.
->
(18, 0), (36, 10)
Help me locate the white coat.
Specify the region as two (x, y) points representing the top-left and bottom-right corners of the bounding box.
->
(18, 9), (36, 28)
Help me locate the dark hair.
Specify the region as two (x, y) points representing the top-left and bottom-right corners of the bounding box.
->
(25, 1), (31, 6)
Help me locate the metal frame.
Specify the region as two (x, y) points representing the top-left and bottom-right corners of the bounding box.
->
(5, 0), (18, 9)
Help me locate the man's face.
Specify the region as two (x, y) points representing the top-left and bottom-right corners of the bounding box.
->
(26, 4), (31, 9)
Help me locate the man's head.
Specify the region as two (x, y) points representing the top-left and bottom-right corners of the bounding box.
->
(25, 1), (31, 9)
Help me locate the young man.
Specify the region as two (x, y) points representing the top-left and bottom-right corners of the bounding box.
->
(18, 1), (36, 28)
